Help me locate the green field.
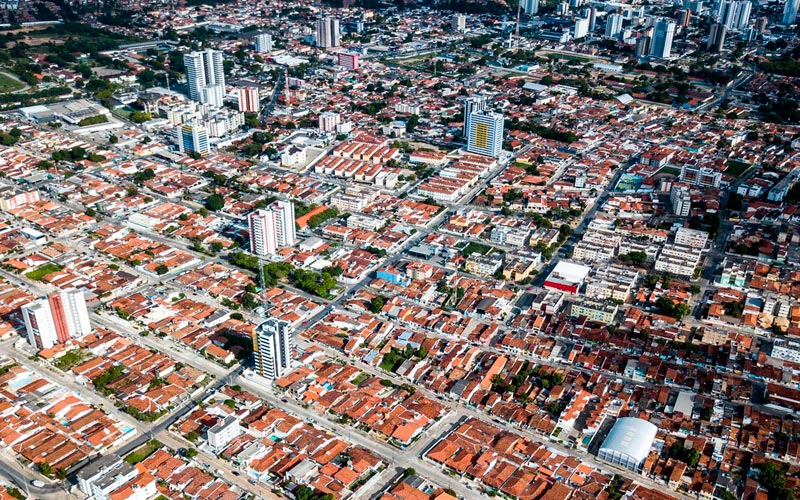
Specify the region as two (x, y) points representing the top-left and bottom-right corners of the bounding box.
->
(658, 166), (681, 176)
(725, 160), (751, 177)
(124, 439), (163, 465)
(0, 73), (25, 93)
(25, 263), (63, 281)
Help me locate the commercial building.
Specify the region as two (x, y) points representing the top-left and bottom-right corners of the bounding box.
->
(22, 289), (91, 350)
(543, 261), (591, 294)
(207, 415), (242, 450)
(254, 33), (273, 53)
(316, 17), (340, 48)
(254, 317), (293, 380)
(337, 52), (360, 70)
(466, 110), (504, 158)
(598, 417), (658, 472)
(184, 49), (225, 107)
(650, 19), (675, 59)
(605, 13), (624, 38)
(237, 87), (260, 113)
(175, 123), (210, 155)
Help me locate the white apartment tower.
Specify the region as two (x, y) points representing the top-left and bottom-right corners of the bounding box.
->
(184, 49), (226, 107)
(247, 200), (296, 256)
(316, 17), (340, 48)
(452, 14), (466, 32)
(606, 13), (624, 38)
(254, 33), (273, 53)
(522, 0), (539, 15)
(22, 289), (91, 350)
(650, 18), (675, 59)
(248, 209), (278, 256)
(784, 0), (800, 24)
(254, 317), (293, 380)
(467, 111), (504, 158)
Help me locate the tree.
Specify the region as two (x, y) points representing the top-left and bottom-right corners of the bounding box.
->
(185, 431), (199, 442)
(185, 448), (198, 458)
(204, 193), (225, 211)
(369, 296), (385, 314)
(760, 461), (790, 500)
(403, 467), (416, 478)
(155, 264), (169, 275)
(39, 462), (52, 477)
(109, 134), (119, 144)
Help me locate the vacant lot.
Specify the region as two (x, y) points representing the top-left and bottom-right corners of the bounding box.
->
(0, 73), (24, 93)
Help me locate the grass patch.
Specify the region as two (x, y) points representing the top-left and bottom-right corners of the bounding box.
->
(461, 242), (492, 256)
(54, 349), (88, 371)
(25, 263), (63, 281)
(0, 73), (24, 93)
(658, 166), (681, 176)
(725, 160), (750, 177)
(124, 439), (163, 465)
(351, 372), (369, 386)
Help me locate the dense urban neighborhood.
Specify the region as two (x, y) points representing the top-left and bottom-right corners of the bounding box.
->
(0, 0), (795, 500)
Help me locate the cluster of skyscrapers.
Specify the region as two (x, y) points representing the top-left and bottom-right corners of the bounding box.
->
(22, 289), (90, 350)
(247, 200), (297, 256)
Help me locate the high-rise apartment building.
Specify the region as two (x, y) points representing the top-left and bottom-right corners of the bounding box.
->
(248, 200), (296, 256)
(605, 13), (624, 38)
(462, 95), (486, 136)
(452, 14), (466, 32)
(467, 111), (504, 158)
(316, 17), (340, 48)
(184, 49), (226, 108)
(238, 87), (260, 113)
(319, 111), (341, 132)
(707, 23), (727, 52)
(253, 317), (293, 380)
(22, 289), (90, 350)
(784, 0), (800, 24)
(574, 15), (590, 39)
(254, 33), (273, 53)
(337, 52), (360, 70)
(522, 0), (539, 15)
(717, 0), (751, 30)
(650, 19), (675, 59)
(175, 124), (210, 155)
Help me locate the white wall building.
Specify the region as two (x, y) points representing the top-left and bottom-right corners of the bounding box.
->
(254, 317), (293, 380)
